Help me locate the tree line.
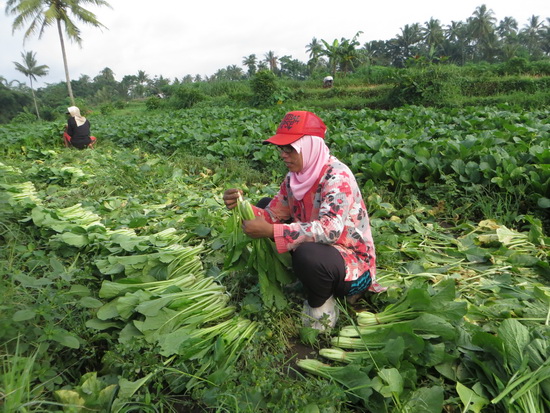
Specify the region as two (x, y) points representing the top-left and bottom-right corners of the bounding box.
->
(1, 1), (549, 123)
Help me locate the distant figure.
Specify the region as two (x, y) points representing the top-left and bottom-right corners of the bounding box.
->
(323, 76), (333, 88)
(63, 106), (96, 149)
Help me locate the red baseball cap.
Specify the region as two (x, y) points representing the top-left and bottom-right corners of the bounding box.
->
(263, 111), (327, 145)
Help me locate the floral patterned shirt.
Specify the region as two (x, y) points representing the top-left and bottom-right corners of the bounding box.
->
(254, 156), (384, 292)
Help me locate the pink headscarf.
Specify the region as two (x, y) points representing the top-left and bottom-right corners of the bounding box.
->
(289, 135), (330, 201)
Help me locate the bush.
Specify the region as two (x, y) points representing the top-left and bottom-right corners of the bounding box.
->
(9, 110), (37, 124)
(498, 57), (530, 75)
(250, 70), (278, 106)
(531, 60), (550, 76)
(387, 65), (462, 107)
(169, 86), (206, 109)
(355, 65), (397, 84)
(99, 103), (115, 115)
(145, 96), (162, 110)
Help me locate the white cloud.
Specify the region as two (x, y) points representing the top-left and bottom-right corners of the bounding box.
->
(1, 0), (548, 88)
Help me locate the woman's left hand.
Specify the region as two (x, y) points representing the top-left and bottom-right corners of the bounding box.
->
(242, 216), (274, 239)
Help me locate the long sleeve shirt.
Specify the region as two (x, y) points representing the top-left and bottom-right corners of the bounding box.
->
(66, 117), (91, 149)
(254, 155), (384, 293)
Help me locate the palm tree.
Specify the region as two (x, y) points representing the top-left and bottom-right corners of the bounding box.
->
(242, 54), (257, 77)
(444, 21), (470, 64)
(13, 50), (48, 120)
(422, 18), (445, 58)
(497, 16), (518, 39)
(468, 4), (497, 61)
(306, 37), (323, 73)
(542, 18), (550, 56)
(264, 51), (278, 73)
(392, 23), (423, 65)
(135, 70), (150, 97)
(520, 15), (545, 58)
(5, 0), (112, 106)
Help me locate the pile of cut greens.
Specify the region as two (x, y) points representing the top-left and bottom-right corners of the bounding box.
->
(297, 209), (550, 413)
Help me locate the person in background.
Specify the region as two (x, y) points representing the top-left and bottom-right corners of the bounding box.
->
(223, 111), (384, 330)
(63, 106), (96, 149)
(323, 75), (333, 88)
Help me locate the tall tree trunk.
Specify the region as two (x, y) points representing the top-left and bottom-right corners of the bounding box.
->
(57, 19), (75, 106)
(29, 77), (41, 120)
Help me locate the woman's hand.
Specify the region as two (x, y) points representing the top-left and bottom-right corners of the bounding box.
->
(242, 216), (274, 239)
(223, 188), (242, 210)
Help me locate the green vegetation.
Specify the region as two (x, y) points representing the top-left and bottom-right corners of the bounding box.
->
(0, 103), (548, 411)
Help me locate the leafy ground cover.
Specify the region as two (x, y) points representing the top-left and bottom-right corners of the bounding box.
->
(0, 105), (549, 412)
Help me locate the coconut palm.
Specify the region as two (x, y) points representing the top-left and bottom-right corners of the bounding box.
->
(422, 18), (445, 57)
(444, 21), (470, 64)
(497, 16), (519, 39)
(13, 50), (48, 120)
(5, 0), (112, 106)
(242, 54), (257, 77)
(468, 4), (497, 61)
(392, 23), (423, 66)
(306, 37), (324, 73)
(264, 51), (278, 73)
(542, 18), (550, 56)
(520, 15), (545, 58)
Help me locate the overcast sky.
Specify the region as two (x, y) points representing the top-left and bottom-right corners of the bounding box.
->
(1, 0), (548, 88)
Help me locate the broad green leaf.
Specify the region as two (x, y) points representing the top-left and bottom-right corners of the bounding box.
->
(410, 313), (457, 341)
(117, 373), (154, 399)
(85, 318), (121, 330)
(57, 232), (89, 247)
(79, 296), (103, 308)
(54, 389), (85, 406)
(51, 330), (80, 349)
(403, 386), (445, 413)
(97, 299), (121, 320)
(497, 319), (529, 371)
(13, 309), (36, 321)
(375, 368), (403, 398)
(456, 382), (489, 413)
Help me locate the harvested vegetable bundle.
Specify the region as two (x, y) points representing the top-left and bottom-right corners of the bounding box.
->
(93, 241), (261, 390)
(224, 195), (294, 309)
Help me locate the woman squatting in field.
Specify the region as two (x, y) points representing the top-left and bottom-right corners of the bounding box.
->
(223, 111), (385, 330)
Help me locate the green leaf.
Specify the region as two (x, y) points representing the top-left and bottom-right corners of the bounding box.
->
(51, 330), (80, 349)
(57, 232), (89, 247)
(97, 299), (121, 320)
(403, 386), (445, 413)
(456, 382), (489, 413)
(13, 309), (36, 321)
(374, 368), (403, 398)
(497, 319), (529, 371)
(299, 327), (320, 346)
(79, 297), (104, 309)
(54, 389), (85, 407)
(117, 373), (154, 399)
(85, 318), (121, 331)
(410, 313), (457, 341)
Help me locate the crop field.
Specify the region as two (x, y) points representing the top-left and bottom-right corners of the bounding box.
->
(0, 105), (549, 412)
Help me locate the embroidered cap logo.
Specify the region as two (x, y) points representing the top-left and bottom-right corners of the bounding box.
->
(279, 113), (301, 131)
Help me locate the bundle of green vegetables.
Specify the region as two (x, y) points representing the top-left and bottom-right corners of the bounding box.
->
(2, 178), (261, 393)
(92, 241), (261, 390)
(223, 194), (294, 309)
